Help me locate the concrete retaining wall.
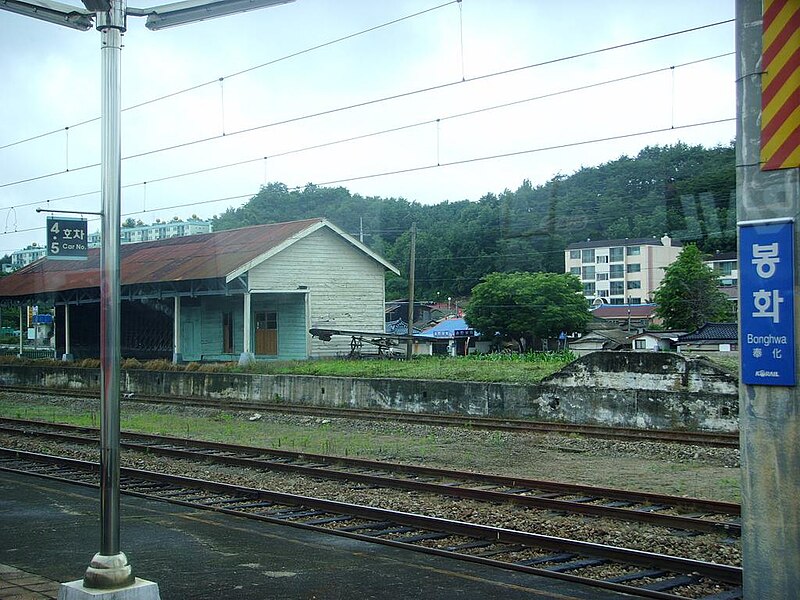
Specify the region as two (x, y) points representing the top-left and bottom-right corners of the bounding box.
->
(0, 352), (739, 432)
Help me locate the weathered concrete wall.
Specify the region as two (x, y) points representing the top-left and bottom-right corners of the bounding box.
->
(0, 352), (738, 432)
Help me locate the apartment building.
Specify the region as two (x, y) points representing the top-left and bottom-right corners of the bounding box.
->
(565, 235), (682, 305)
(88, 219), (212, 247)
(705, 251), (738, 287)
(9, 245), (46, 271)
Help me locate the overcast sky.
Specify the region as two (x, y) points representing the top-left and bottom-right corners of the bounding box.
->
(0, 0), (735, 255)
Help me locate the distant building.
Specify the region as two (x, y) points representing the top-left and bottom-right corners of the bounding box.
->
(704, 251), (738, 287)
(629, 330), (686, 352)
(10, 245), (46, 270)
(589, 303), (660, 329)
(88, 218), (212, 247)
(704, 251), (738, 312)
(6, 220), (213, 274)
(677, 322), (738, 353)
(565, 235), (681, 305)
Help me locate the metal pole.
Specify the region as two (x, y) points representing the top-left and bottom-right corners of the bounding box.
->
(406, 222), (416, 359)
(64, 304), (72, 360)
(83, 0), (134, 589)
(736, 1), (800, 597)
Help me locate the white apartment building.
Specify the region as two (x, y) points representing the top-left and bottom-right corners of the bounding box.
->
(565, 235), (682, 305)
(10, 245), (46, 270)
(704, 251), (738, 287)
(88, 219), (212, 247)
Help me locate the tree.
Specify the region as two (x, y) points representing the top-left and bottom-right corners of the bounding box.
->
(653, 244), (733, 330)
(466, 272), (589, 350)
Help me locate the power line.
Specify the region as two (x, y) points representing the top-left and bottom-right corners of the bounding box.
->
(0, 19), (734, 190)
(8, 52), (733, 211)
(0, 115), (735, 258)
(0, 0), (459, 152)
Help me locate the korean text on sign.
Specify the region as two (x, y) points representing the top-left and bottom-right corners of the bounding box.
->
(739, 220), (795, 386)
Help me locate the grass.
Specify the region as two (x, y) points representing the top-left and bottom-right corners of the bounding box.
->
(0, 398), (444, 460)
(246, 353), (573, 384)
(0, 351), (577, 385)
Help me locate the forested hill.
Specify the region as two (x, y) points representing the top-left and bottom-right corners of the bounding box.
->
(212, 142), (735, 300)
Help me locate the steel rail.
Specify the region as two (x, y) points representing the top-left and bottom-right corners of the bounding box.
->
(0, 417), (741, 535)
(0, 384), (740, 447)
(0, 447), (743, 600)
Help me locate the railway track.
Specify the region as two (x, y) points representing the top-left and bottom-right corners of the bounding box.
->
(0, 417), (741, 536)
(0, 384), (739, 447)
(0, 447), (743, 600)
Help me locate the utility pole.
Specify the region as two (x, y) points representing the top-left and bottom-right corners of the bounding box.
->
(406, 222), (416, 360)
(736, 1), (800, 598)
(1, 1), (295, 597)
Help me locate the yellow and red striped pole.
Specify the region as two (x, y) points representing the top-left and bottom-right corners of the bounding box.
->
(761, 0), (800, 170)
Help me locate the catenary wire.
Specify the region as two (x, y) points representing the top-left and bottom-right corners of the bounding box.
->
(0, 19), (734, 190)
(8, 52), (733, 211)
(0, 116), (735, 257)
(0, 0), (459, 152)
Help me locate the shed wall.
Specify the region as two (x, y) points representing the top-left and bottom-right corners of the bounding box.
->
(248, 228), (386, 357)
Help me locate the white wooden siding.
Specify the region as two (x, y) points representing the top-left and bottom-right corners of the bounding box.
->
(248, 227), (387, 357)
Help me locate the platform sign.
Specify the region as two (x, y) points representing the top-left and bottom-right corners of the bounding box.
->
(739, 219), (795, 386)
(46, 216), (88, 260)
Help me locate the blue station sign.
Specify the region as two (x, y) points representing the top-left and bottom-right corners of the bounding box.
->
(739, 219), (796, 386)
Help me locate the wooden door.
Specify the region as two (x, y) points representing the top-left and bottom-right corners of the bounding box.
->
(255, 311), (277, 355)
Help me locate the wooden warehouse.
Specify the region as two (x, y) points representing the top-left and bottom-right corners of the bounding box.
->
(0, 218), (399, 362)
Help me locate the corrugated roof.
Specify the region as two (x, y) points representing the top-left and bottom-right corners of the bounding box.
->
(0, 218), (395, 299)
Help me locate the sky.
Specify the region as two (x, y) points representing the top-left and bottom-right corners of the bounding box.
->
(0, 0), (735, 256)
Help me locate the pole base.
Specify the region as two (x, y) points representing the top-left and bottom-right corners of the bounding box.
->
(82, 553), (134, 590)
(58, 578), (160, 600)
(238, 351), (255, 366)
(172, 352), (183, 364)
(62, 353), (74, 362)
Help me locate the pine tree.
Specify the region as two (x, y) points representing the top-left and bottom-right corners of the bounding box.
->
(653, 244), (733, 330)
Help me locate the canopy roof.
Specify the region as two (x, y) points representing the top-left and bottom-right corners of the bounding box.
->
(0, 218), (398, 303)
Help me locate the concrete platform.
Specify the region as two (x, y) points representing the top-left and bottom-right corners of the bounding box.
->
(0, 471), (634, 599)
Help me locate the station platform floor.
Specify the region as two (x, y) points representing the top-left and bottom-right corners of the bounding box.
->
(0, 471), (635, 599)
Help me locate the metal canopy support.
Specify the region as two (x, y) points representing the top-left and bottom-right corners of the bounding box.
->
(239, 291), (254, 365)
(81, 0), (135, 590)
(62, 303), (73, 361)
(0, 0), (295, 596)
(173, 296), (182, 363)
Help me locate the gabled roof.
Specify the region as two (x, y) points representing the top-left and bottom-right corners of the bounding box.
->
(0, 218), (398, 299)
(677, 322), (738, 343)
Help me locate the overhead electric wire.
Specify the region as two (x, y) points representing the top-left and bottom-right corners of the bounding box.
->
(0, 18), (734, 190)
(10, 52), (733, 212)
(0, 0), (459, 152)
(284, 118), (735, 190)
(0, 114), (735, 257)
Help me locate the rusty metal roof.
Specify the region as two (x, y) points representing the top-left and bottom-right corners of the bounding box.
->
(0, 218), (326, 299)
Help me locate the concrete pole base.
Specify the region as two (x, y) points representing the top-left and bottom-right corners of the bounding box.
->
(58, 578), (160, 600)
(172, 352), (183, 364)
(238, 351), (255, 366)
(62, 353), (74, 362)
